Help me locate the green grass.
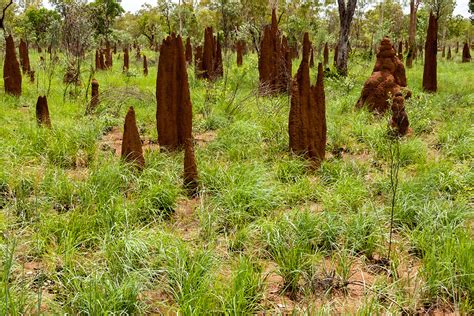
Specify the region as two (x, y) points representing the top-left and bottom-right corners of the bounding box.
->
(0, 48), (473, 314)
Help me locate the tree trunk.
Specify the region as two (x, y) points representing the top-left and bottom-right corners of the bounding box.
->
(336, 0), (357, 77)
(406, 0), (418, 68)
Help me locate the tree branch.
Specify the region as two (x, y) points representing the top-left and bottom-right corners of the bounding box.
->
(0, 0), (14, 32)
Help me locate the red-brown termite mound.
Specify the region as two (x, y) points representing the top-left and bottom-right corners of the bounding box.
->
(121, 106), (145, 170)
(462, 42), (471, 62)
(19, 39), (31, 74)
(183, 139), (199, 197)
(123, 47), (129, 72)
(156, 34), (193, 151)
(398, 41), (403, 61)
(288, 33), (326, 167)
(236, 40), (246, 66)
(105, 42), (113, 69)
(185, 37), (193, 64)
(197, 27), (223, 80)
(422, 12), (437, 92)
(356, 37), (410, 136)
(4, 35), (22, 96)
(323, 42), (329, 67)
(89, 79), (99, 113)
(36, 96), (51, 128)
(143, 55), (148, 76)
(258, 9), (291, 95)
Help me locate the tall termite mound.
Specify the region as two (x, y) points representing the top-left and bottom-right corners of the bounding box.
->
(422, 12), (437, 92)
(183, 139), (199, 197)
(4, 35), (22, 96)
(236, 40), (246, 66)
(121, 106), (145, 170)
(356, 37), (410, 136)
(123, 47), (129, 71)
(105, 42), (113, 69)
(197, 27), (223, 80)
(258, 9), (291, 94)
(19, 39), (31, 74)
(89, 79), (99, 113)
(323, 42), (329, 67)
(397, 41), (403, 61)
(288, 33), (326, 166)
(185, 37), (193, 64)
(156, 34), (193, 151)
(143, 55), (148, 76)
(36, 96), (51, 128)
(462, 42), (471, 62)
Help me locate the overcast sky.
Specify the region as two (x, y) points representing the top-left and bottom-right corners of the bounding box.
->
(44, 0), (470, 18)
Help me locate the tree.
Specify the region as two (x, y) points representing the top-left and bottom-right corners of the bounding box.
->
(89, 0), (124, 39)
(406, 0), (420, 68)
(23, 7), (61, 48)
(336, 0), (357, 76)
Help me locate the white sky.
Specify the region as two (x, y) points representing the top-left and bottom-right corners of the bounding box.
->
(43, 0), (470, 18)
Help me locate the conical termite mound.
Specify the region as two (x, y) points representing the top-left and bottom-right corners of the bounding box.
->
(121, 106), (145, 170)
(143, 55), (148, 76)
(397, 41), (403, 61)
(19, 39), (31, 74)
(462, 42), (471, 62)
(156, 34), (193, 151)
(123, 47), (129, 72)
(88, 79), (99, 113)
(4, 35), (22, 96)
(236, 40), (246, 66)
(36, 96), (51, 128)
(323, 42), (329, 67)
(422, 12), (437, 92)
(258, 8), (291, 95)
(288, 33), (326, 167)
(183, 139), (199, 197)
(356, 37), (410, 136)
(197, 27), (223, 80)
(185, 37), (193, 64)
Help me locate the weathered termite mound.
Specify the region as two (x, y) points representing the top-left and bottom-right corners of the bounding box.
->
(89, 79), (99, 112)
(123, 47), (129, 71)
(36, 96), (51, 128)
(236, 40), (246, 66)
(63, 64), (81, 85)
(156, 34), (193, 151)
(99, 49), (106, 70)
(389, 92), (410, 136)
(323, 42), (329, 67)
(143, 55), (148, 76)
(4, 35), (22, 96)
(185, 37), (193, 64)
(105, 42), (113, 69)
(183, 139), (199, 197)
(462, 42), (471, 62)
(288, 33), (326, 166)
(29, 70), (35, 83)
(197, 27), (223, 80)
(258, 9), (291, 94)
(356, 37), (410, 136)
(121, 106), (145, 170)
(422, 12), (437, 92)
(19, 39), (31, 74)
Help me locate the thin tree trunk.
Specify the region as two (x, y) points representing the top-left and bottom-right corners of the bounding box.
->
(336, 0), (357, 76)
(406, 0), (419, 68)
